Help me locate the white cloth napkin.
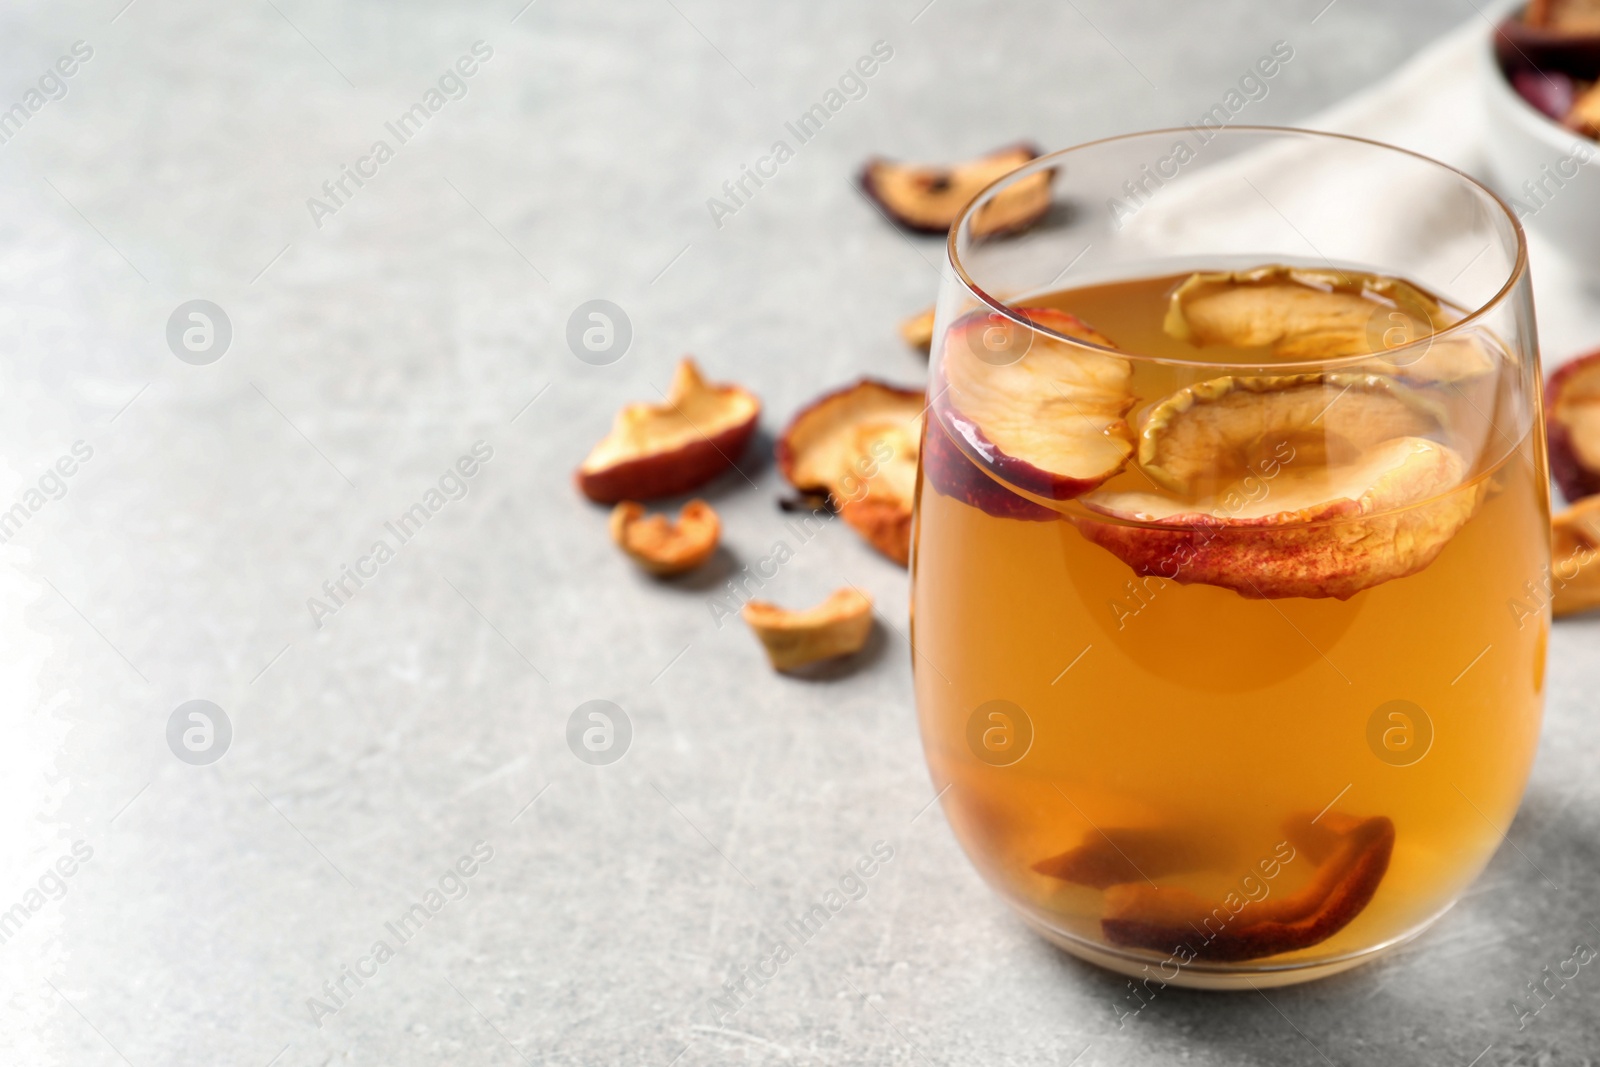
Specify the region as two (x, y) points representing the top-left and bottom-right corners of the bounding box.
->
(1298, 9), (1600, 369)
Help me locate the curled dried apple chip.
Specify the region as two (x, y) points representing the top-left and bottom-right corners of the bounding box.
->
(742, 588), (874, 672)
(1081, 374), (1482, 600)
(900, 306), (936, 352)
(860, 143), (1049, 237)
(1546, 350), (1600, 500)
(576, 358), (760, 504)
(1100, 812), (1394, 962)
(1163, 266), (1494, 383)
(1553, 494), (1600, 617)
(777, 380), (923, 566)
(937, 306), (1135, 506)
(1136, 373), (1444, 494)
(609, 499), (720, 576)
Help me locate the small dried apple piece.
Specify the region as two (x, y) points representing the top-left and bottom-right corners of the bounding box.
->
(609, 499), (720, 576)
(1100, 813), (1395, 962)
(576, 358), (760, 504)
(777, 380), (924, 566)
(1553, 495), (1600, 617)
(1527, 0), (1600, 31)
(901, 306), (936, 352)
(1546, 350), (1600, 500)
(742, 588), (874, 671)
(860, 143), (1049, 237)
(938, 306), (1135, 503)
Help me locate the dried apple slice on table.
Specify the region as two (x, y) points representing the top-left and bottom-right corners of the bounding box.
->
(777, 380), (923, 565)
(1080, 374), (1485, 600)
(1165, 266), (1496, 384)
(932, 306), (1135, 514)
(900, 306), (936, 352)
(1546, 349), (1600, 500)
(609, 499), (720, 576)
(743, 588), (874, 672)
(1552, 494), (1600, 617)
(860, 143), (1050, 237)
(576, 358), (760, 503)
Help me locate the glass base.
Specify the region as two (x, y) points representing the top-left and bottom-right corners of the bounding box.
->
(1020, 901), (1455, 990)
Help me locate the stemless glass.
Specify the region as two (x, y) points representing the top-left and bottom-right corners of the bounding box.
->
(910, 128), (1548, 989)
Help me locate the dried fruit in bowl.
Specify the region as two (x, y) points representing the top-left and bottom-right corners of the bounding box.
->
(576, 358), (760, 503)
(777, 380), (924, 565)
(860, 143), (1049, 237)
(609, 499), (720, 576)
(742, 588), (874, 671)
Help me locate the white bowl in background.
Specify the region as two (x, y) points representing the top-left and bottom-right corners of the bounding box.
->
(1480, 27), (1600, 271)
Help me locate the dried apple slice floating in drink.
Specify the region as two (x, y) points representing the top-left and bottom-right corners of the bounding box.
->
(1100, 812), (1395, 962)
(1080, 374), (1485, 600)
(935, 306), (1135, 510)
(860, 143), (1049, 237)
(1546, 349), (1600, 500)
(576, 358), (760, 503)
(777, 380), (924, 566)
(1163, 265), (1496, 384)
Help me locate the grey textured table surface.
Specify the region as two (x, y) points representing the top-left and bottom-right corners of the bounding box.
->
(2, 0), (1597, 1064)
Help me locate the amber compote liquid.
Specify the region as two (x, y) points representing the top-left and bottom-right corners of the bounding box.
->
(910, 270), (1548, 986)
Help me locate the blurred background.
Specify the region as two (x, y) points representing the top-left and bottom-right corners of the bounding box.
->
(4, 1), (1595, 1064)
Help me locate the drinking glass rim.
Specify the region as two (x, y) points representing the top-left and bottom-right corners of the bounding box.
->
(944, 125), (1530, 371)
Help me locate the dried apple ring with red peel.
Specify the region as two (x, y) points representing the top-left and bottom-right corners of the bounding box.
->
(1100, 813), (1395, 962)
(860, 143), (1049, 237)
(777, 380), (923, 566)
(576, 358), (760, 503)
(1546, 350), (1600, 500)
(1079, 373), (1481, 600)
(937, 306), (1135, 505)
(1164, 266), (1494, 383)
(1084, 436), (1482, 600)
(920, 415), (1055, 522)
